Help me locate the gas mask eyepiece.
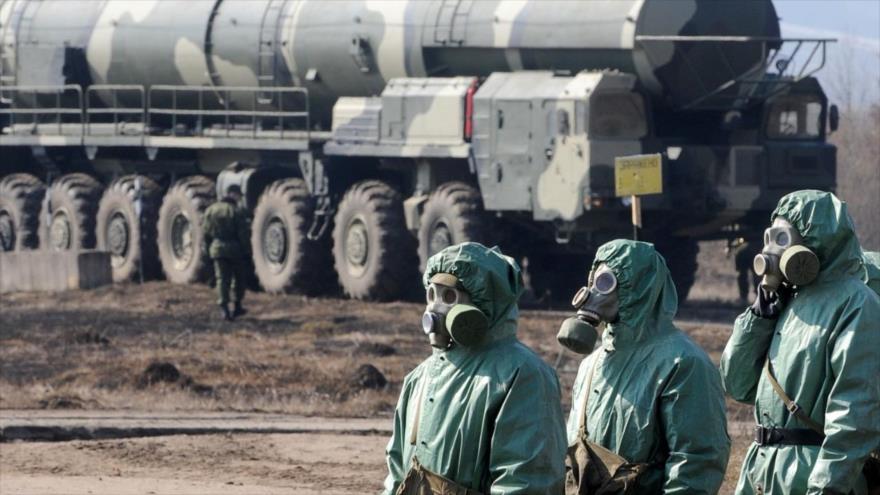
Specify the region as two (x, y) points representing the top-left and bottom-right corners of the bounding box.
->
(422, 274), (488, 349)
(557, 265), (619, 354)
(753, 218), (819, 291)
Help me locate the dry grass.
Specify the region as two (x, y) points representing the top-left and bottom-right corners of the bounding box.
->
(0, 279), (744, 415)
(0, 282), (429, 416)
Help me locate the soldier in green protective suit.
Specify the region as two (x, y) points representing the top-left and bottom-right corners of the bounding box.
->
(202, 185), (250, 321)
(383, 242), (567, 495)
(559, 240), (730, 494)
(721, 190), (880, 495)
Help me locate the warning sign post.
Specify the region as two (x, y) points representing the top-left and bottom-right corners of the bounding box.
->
(614, 153), (663, 240)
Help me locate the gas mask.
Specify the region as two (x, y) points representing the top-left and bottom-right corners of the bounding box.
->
(557, 264), (620, 354)
(421, 274), (489, 349)
(753, 217), (820, 292)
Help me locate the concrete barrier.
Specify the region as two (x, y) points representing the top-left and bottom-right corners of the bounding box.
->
(0, 250), (112, 293)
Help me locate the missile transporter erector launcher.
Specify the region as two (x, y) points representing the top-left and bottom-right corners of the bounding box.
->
(0, 0), (837, 300)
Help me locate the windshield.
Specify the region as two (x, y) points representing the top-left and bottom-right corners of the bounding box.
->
(589, 93), (647, 139)
(766, 94), (823, 140)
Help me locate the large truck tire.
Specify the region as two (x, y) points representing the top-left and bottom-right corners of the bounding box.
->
(526, 251), (590, 305)
(0, 173), (45, 251)
(332, 180), (416, 301)
(157, 175), (215, 284)
(96, 175), (162, 282)
(39, 173), (103, 251)
(417, 181), (487, 270)
(655, 236), (699, 302)
(251, 178), (331, 294)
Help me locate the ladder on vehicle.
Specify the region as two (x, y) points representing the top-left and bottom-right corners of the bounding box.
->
(204, 0), (224, 92)
(0, 0), (36, 103)
(434, 0), (473, 46)
(257, 0), (289, 102)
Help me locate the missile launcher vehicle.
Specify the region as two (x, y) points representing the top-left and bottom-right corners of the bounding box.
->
(0, 0), (837, 300)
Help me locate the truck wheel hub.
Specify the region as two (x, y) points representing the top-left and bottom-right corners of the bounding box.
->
(170, 212), (193, 269)
(107, 212), (130, 263)
(429, 221), (452, 258)
(345, 218), (369, 270)
(50, 211), (72, 251)
(264, 217), (287, 265)
(0, 211), (14, 251)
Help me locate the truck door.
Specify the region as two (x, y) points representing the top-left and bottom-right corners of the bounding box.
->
(535, 99), (588, 221)
(488, 99), (533, 211)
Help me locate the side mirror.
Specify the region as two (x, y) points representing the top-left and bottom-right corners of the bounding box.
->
(829, 104), (839, 133)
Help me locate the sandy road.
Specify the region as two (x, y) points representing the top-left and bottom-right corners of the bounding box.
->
(0, 410), (391, 494)
(1, 432), (388, 494)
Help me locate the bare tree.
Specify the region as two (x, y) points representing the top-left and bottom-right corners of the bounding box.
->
(827, 42), (880, 250)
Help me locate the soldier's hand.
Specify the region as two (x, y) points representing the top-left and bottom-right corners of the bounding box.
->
(750, 286), (791, 319)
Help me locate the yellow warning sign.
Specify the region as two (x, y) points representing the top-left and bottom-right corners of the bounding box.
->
(614, 153), (663, 197)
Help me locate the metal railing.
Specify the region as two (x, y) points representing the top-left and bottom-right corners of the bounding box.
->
(85, 84), (146, 136)
(634, 36), (835, 110)
(1, 84), (312, 143)
(147, 85), (310, 139)
(0, 84), (84, 135)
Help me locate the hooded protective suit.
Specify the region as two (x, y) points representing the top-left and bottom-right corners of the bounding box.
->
(721, 190), (880, 495)
(566, 240), (730, 494)
(863, 250), (880, 296)
(383, 243), (567, 494)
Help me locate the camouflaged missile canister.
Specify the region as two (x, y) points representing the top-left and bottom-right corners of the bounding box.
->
(4, 0), (779, 125)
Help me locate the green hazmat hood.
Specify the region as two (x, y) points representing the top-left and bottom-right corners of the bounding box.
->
(423, 242), (523, 341)
(592, 240), (678, 346)
(772, 190), (863, 283)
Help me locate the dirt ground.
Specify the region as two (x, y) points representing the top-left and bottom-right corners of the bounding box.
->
(1, 432), (388, 494)
(0, 431), (753, 494)
(0, 241), (756, 493)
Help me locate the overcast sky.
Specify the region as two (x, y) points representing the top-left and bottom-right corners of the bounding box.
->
(774, 0), (880, 104)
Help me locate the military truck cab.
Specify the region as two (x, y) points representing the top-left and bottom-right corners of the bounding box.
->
(666, 76), (837, 239)
(472, 71), (646, 224)
(762, 77), (837, 200)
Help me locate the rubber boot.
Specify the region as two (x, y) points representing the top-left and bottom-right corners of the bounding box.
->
(233, 302), (247, 318)
(220, 304), (233, 321)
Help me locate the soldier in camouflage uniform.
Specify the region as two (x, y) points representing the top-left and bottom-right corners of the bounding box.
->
(202, 185), (250, 321)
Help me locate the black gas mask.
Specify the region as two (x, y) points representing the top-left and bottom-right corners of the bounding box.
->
(753, 217), (819, 292)
(557, 264), (620, 354)
(421, 274), (489, 349)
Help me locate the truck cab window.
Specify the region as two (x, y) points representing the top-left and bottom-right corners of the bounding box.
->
(589, 93), (647, 139)
(766, 94), (823, 139)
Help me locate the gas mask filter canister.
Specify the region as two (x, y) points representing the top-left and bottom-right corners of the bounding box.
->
(557, 265), (619, 354)
(446, 304), (489, 347)
(753, 218), (820, 291)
